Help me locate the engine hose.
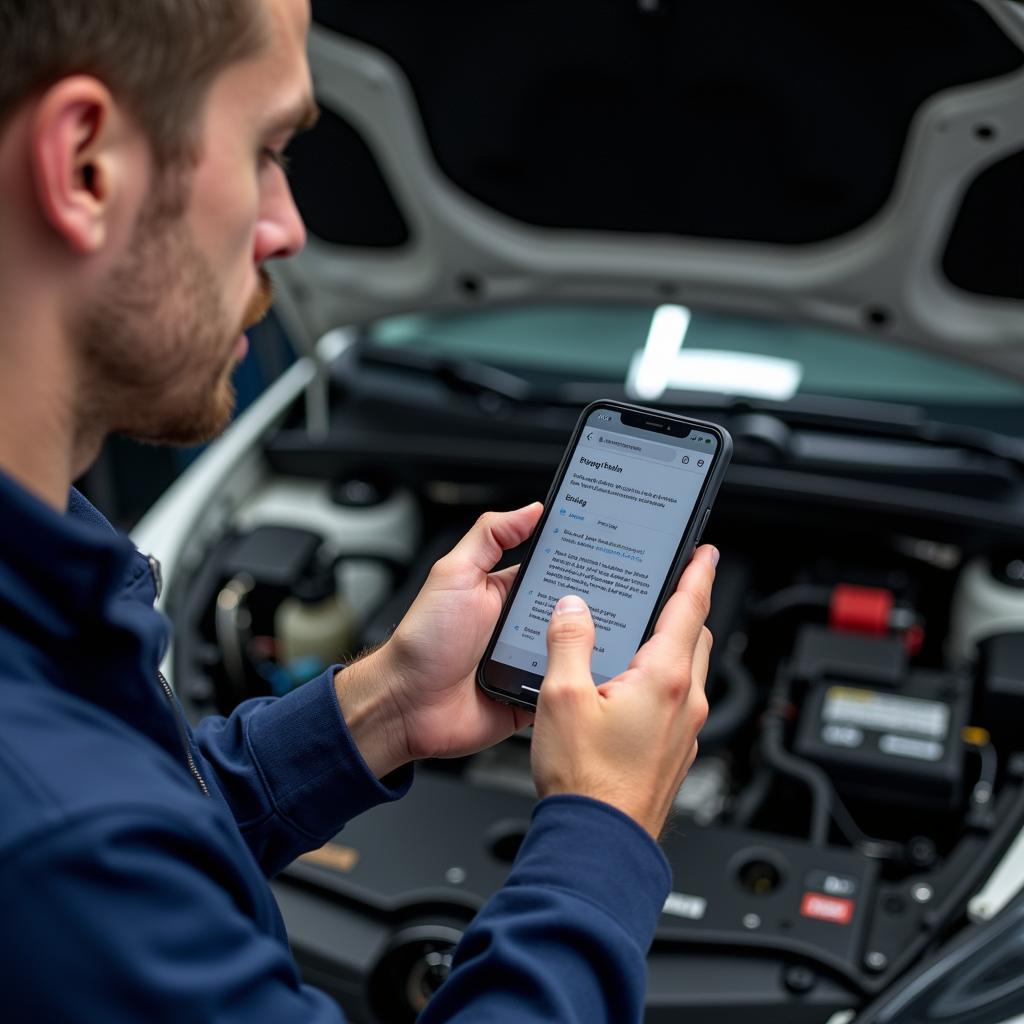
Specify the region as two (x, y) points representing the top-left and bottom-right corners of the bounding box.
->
(699, 646), (760, 749)
(760, 711), (833, 846)
(829, 792), (903, 861)
(752, 584), (832, 621)
(730, 760), (773, 828)
(761, 704), (903, 859)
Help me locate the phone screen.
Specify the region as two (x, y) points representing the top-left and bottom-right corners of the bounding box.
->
(487, 407), (721, 690)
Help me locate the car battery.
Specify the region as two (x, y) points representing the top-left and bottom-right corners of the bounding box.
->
(791, 626), (970, 810)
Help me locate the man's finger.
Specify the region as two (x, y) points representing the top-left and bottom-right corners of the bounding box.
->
(438, 503), (543, 579)
(538, 595), (597, 709)
(689, 627), (713, 698)
(488, 564), (521, 603)
(512, 705), (536, 732)
(652, 545), (719, 652)
(627, 547), (717, 680)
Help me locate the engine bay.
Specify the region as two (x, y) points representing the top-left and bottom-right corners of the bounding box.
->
(165, 347), (1024, 1023)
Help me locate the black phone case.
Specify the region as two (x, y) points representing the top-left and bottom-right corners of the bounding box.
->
(476, 399), (733, 710)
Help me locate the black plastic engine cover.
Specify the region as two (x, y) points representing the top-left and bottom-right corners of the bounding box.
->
(277, 771), (872, 1020)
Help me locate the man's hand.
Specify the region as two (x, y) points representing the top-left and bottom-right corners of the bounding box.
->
(334, 504), (543, 778)
(530, 545), (717, 839)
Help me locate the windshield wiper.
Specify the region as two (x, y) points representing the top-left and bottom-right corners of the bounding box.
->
(356, 344), (536, 403)
(351, 340), (1024, 477)
(653, 388), (1024, 474)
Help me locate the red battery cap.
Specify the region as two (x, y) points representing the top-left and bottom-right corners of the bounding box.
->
(829, 584), (894, 636)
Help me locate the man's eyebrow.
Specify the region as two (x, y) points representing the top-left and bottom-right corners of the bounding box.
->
(266, 97), (321, 138)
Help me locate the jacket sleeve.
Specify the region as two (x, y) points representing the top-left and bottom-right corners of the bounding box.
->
(420, 795), (671, 1024)
(0, 797), (665, 1024)
(0, 808), (349, 1024)
(190, 668), (413, 877)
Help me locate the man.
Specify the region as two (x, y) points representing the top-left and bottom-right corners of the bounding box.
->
(0, 1), (716, 1020)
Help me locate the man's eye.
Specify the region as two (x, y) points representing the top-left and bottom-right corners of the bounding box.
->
(261, 148), (291, 173)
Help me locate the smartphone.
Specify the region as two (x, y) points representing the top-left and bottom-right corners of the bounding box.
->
(477, 400), (732, 710)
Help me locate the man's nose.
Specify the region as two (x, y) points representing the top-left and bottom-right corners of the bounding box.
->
(254, 175), (307, 263)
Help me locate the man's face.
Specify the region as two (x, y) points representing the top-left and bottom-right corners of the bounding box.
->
(79, 0), (314, 445)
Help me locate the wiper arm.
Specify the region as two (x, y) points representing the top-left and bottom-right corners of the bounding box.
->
(357, 342), (534, 403)
(656, 387), (1024, 472)
(352, 341), (1024, 472)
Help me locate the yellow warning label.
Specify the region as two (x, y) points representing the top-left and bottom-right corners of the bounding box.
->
(826, 687), (873, 702)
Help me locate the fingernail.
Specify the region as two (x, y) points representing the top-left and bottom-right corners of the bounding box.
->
(555, 595), (587, 615)
(710, 546), (720, 567)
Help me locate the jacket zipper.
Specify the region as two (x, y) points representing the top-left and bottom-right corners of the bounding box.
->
(147, 555), (209, 797)
(157, 669), (210, 798)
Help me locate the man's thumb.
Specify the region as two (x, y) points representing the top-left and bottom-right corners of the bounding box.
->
(543, 595), (596, 689)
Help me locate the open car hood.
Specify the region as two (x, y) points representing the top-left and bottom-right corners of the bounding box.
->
(271, 0), (1024, 382)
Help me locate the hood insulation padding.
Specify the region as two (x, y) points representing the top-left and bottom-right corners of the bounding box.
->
(301, 0), (1021, 248)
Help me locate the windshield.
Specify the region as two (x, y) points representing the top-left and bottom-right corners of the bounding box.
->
(368, 304), (1024, 424)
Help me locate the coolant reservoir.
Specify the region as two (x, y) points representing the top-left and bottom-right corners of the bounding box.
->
(949, 552), (1024, 664)
(275, 569), (359, 668)
(233, 475), (420, 565)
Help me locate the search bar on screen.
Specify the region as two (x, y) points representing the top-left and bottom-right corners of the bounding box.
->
(580, 430), (676, 464)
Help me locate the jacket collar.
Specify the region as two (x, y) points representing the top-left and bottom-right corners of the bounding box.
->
(0, 467), (178, 752)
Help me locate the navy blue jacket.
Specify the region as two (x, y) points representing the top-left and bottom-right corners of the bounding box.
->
(0, 469), (671, 1021)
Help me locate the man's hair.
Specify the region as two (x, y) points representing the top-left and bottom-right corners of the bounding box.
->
(0, 0), (267, 164)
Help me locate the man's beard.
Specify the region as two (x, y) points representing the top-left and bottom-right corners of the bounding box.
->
(78, 190), (273, 447)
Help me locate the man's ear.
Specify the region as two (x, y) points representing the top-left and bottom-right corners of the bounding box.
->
(29, 76), (140, 255)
